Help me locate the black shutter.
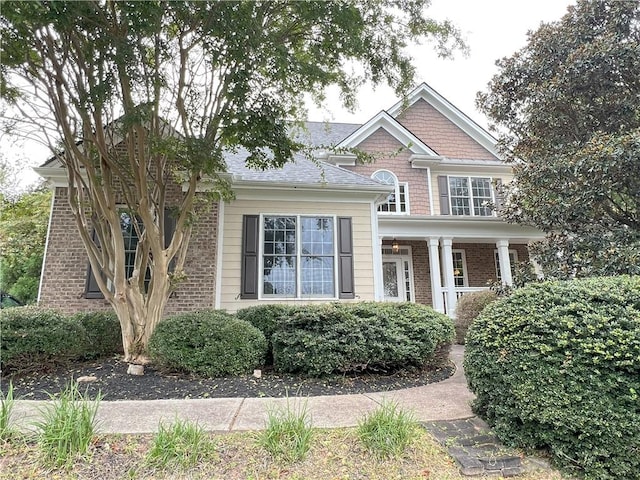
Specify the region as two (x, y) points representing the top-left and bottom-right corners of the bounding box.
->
(337, 217), (355, 299)
(164, 208), (177, 271)
(438, 176), (450, 215)
(241, 215), (259, 299)
(84, 230), (104, 299)
(494, 178), (504, 215)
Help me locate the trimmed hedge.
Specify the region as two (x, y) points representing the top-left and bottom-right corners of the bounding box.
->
(235, 304), (297, 363)
(464, 276), (640, 479)
(72, 311), (124, 359)
(453, 290), (497, 344)
(0, 306), (89, 375)
(148, 309), (267, 377)
(272, 302), (454, 376)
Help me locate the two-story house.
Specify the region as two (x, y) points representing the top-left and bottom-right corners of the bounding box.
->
(36, 83), (543, 317)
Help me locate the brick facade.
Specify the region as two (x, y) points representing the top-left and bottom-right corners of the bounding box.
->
(37, 84), (536, 316)
(39, 187), (218, 315)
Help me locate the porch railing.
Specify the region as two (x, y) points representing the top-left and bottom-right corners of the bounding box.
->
(441, 287), (490, 317)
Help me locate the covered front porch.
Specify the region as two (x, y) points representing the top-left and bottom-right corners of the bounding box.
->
(374, 216), (544, 317)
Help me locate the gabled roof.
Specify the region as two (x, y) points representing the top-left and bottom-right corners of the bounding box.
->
(387, 82), (499, 157)
(336, 111), (439, 156)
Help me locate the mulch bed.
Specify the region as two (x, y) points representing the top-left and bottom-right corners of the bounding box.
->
(4, 357), (454, 401)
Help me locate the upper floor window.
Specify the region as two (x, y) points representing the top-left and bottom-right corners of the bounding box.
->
(372, 170), (408, 214)
(448, 176), (493, 216)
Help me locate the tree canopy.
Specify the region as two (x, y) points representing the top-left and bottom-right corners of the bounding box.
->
(478, 0), (640, 279)
(0, 0), (463, 362)
(0, 187), (51, 303)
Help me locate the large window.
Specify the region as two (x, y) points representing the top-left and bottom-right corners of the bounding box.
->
(119, 211), (146, 283)
(262, 215), (335, 298)
(494, 249), (518, 281)
(448, 176), (493, 216)
(372, 170), (408, 214)
(451, 250), (468, 287)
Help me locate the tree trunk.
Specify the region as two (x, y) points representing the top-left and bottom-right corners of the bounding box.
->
(112, 279), (170, 369)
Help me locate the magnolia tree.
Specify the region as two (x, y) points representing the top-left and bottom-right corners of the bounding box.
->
(0, 0), (463, 365)
(478, 0), (640, 279)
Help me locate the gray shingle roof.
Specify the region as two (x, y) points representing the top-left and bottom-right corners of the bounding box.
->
(224, 121), (388, 189)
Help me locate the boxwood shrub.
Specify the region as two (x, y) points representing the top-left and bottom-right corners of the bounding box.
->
(464, 276), (640, 479)
(72, 311), (124, 359)
(272, 302), (454, 376)
(235, 304), (297, 363)
(0, 306), (89, 375)
(148, 309), (267, 377)
(453, 290), (497, 344)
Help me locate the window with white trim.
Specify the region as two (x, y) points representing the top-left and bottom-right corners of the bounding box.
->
(494, 249), (518, 281)
(449, 176), (494, 216)
(452, 250), (468, 287)
(372, 170), (408, 213)
(262, 215), (336, 298)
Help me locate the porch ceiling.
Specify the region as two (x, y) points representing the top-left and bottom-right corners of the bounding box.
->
(377, 215), (545, 243)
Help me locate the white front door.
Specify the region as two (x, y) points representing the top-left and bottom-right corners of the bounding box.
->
(382, 249), (414, 302)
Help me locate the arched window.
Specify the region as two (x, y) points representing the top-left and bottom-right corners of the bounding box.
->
(372, 170), (408, 213)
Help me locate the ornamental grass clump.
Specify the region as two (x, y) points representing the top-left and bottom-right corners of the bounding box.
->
(0, 382), (16, 442)
(34, 381), (101, 467)
(357, 400), (418, 458)
(146, 418), (216, 470)
(258, 399), (313, 463)
(465, 276), (640, 480)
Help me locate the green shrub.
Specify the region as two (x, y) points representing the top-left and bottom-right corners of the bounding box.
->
(235, 304), (297, 364)
(0, 306), (88, 375)
(453, 290), (497, 344)
(464, 276), (640, 480)
(272, 302), (453, 376)
(148, 309), (267, 377)
(72, 311), (124, 359)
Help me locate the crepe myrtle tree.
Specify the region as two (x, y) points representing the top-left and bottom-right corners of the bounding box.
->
(0, 1), (464, 366)
(478, 0), (640, 279)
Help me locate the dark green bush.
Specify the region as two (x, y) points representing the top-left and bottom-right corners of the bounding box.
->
(0, 306), (89, 375)
(453, 290), (497, 344)
(235, 304), (297, 363)
(464, 276), (640, 480)
(148, 309), (267, 377)
(72, 311), (124, 359)
(272, 302), (454, 376)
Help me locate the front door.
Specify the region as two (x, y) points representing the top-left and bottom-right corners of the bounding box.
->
(383, 259), (404, 301)
(382, 249), (414, 302)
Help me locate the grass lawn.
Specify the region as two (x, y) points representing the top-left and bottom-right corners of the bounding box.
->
(0, 427), (567, 480)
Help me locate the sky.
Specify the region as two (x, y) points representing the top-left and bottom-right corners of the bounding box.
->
(4, 0), (575, 190)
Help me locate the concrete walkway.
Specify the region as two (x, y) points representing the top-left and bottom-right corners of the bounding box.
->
(12, 345), (475, 434)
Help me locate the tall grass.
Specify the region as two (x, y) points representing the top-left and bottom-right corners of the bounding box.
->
(259, 399), (314, 463)
(146, 418), (216, 469)
(0, 381), (16, 441)
(357, 400), (418, 458)
(34, 381), (101, 467)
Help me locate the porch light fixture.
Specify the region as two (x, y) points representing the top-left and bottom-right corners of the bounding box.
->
(391, 238), (400, 254)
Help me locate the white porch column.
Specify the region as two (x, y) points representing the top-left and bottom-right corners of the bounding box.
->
(441, 238), (457, 316)
(427, 237), (444, 313)
(496, 239), (513, 285)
